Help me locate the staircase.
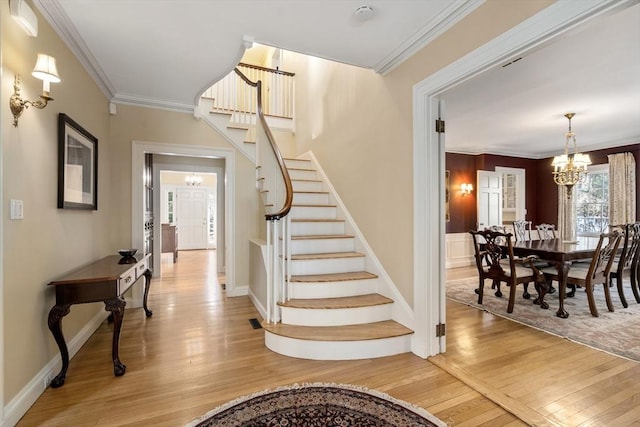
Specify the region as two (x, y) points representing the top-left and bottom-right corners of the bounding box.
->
(261, 157), (413, 360)
(200, 65), (413, 360)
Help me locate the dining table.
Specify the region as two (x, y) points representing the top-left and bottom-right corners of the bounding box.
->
(509, 237), (601, 318)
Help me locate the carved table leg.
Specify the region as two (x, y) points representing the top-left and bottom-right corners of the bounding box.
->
(532, 277), (549, 309)
(47, 304), (71, 388)
(556, 261), (571, 318)
(104, 297), (127, 376)
(143, 268), (153, 317)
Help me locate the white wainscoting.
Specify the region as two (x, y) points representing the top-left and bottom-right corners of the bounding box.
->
(445, 232), (474, 269)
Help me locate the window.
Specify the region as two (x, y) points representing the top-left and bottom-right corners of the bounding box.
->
(576, 164), (608, 236)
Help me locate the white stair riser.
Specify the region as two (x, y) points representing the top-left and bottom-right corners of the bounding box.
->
(291, 205), (337, 220)
(280, 304), (392, 326)
(293, 192), (330, 205)
(290, 256), (365, 276)
(289, 278), (379, 299)
(288, 169), (317, 180)
(264, 333), (412, 360)
(292, 180), (323, 192)
(284, 159), (313, 169)
(291, 237), (354, 255)
(291, 221), (345, 236)
(204, 110), (256, 160)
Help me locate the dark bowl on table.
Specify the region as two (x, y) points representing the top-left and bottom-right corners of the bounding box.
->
(118, 249), (137, 258)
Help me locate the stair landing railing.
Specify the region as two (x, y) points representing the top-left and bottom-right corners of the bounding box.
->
(203, 62), (295, 124)
(234, 67), (293, 324)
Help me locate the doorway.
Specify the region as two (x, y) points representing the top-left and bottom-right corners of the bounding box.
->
(160, 171), (218, 251)
(131, 141), (236, 299)
(477, 168), (526, 230)
(412, 1), (625, 358)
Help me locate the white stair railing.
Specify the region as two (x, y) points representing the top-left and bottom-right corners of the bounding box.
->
(234, 68), (293, 324)
(202, 63), (294, 122)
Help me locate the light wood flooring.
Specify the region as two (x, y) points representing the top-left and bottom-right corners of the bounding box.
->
(18, 251), (639, 426)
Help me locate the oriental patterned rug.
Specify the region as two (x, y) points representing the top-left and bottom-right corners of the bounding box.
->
(186, 383), (446, 427)
(447, 277), (640, 361)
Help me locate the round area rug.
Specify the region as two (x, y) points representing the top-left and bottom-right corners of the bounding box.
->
(186, 383), (446, 427)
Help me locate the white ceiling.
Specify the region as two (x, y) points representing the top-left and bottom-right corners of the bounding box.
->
(32, 0), (639, 158)
(441, 2), (640, 158)
(33, 0), (480, 108)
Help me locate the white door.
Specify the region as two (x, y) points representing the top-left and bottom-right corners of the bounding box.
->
(176, 187), (208, 249)
(477, 170), (502, 229)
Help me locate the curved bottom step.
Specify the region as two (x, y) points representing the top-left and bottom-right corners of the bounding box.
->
(263, 320), (413, 360)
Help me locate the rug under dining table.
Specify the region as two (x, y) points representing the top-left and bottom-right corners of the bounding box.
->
(447, 276), (640, 361)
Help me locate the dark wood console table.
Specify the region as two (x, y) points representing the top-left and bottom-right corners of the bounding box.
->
(47, 253), (152, 388)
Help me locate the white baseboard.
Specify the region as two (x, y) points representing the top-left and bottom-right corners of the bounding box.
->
(2, 308), (108, 427)
(227, 286), (249, 297)
(248, 289), (267, 321)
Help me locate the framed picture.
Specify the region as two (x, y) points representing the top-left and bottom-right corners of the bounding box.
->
(58, 114), (98, 210)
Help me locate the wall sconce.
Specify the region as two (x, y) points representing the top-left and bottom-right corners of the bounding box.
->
(10, 54), (61, 127)
(461, 183), (473, 196)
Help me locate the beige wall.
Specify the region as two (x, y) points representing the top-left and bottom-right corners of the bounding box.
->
(2, 1), (113, 400)
(289, 0), (553, 305)
(1, 7), (259, 405)
(107, 105), (259, 289)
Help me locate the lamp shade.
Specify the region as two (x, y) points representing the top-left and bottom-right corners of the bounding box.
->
(32, 54), (60, 83)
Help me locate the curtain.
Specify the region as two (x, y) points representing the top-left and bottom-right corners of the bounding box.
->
(557, 184), (576, 242)
(608, 152), (636, 225)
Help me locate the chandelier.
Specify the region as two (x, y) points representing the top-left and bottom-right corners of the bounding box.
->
(185, 173), (202, 186)
(551, 113), (591, 197)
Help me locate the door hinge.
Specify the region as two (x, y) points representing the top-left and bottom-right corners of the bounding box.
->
(435, 119), (445, 133)
(435, 323), (446, 337)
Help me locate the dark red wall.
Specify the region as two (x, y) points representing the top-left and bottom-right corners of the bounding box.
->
(445, 142), (640, 234)
(445, 153), (477, 233)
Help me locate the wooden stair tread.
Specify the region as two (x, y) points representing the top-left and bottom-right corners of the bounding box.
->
(288, 167), (316, 171)
(262, 320), (413, 341)
(291, 234), (354, 240)
(291, 219), (344, 223)
(227, 124), (250, 130)
(294, 191), (329, 194)
(290, 271), (378, 282)
(291, 179), (322, 183)
(293, 204), (337, 208)
(284, 158), (311, 162)
(279, 293), (392, 309)
(291, 252), (364, 260)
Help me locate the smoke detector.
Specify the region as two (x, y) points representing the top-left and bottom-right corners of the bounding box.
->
(354, 5), (375, 22)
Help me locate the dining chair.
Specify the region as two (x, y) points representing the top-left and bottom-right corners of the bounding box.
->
(541, 232), (622, 317)
(535, 223), (557, 240)
(610, 222), (640, 307)
(469, 229), (546, 313)
(481, 225), (509, 296)
(512, 220), (532, 242)
(511, 220), (539, 299)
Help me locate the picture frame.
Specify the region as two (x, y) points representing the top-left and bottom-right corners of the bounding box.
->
(58, 113), (98, 210)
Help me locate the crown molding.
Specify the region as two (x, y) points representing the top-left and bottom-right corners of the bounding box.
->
(374, 0), (485, 74)
(111, 94), (195, 114)
(33, 0), (116, 100)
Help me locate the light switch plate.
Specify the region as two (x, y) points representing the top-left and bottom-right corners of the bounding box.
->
(10, 199), (24, 220)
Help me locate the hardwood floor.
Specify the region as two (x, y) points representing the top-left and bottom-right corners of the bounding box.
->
(18, 251), (639, 426)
